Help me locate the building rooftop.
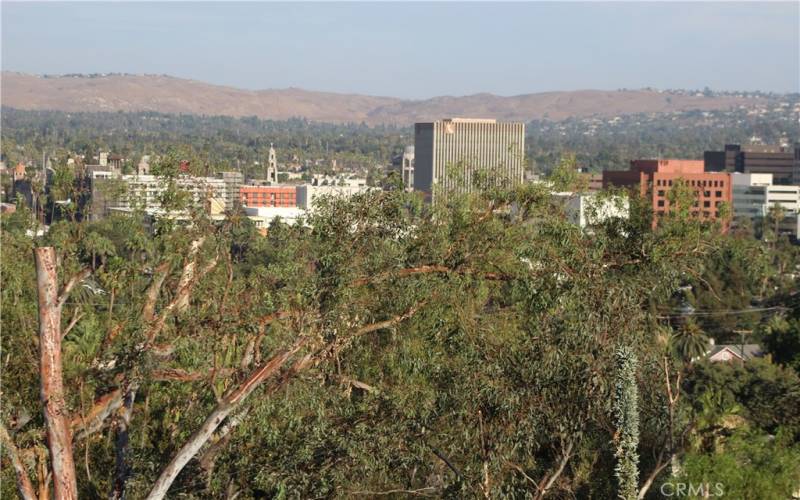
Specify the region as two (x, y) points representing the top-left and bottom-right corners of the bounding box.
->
(707, 344), (763, 361)
(443, 118), (498, 123)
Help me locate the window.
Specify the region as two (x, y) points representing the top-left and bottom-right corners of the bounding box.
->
(658, 190), (665, 197)
(704, 191), (710, 197)
(657, 200), (665, 207)
(715, 191), (722, 197)
(703, 201), (710, 208)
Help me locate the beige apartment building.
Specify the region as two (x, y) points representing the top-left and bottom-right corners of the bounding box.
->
(414, 118), (526, 202)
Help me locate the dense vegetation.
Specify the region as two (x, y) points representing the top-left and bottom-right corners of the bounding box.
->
(2, 177), (799, 498)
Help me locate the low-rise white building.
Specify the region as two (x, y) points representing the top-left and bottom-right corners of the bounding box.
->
(296, 184), (373, 211)
(554, 192), (629, 229)
(244, 206), (306, 232)
(732, 173), (799, 218)
(732, 173), (800, 239)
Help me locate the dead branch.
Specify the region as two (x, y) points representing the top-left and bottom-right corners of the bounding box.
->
(637, 449), (670, 500)
(71, 388), (124, 440)
(61, 309), (84, 340)
(142, 262), (170, 322)
(348, 487), (438, 497)
(504, 460), (540, 490)
(57, 267), (91, 309)
(534, 440), (574, 500)
(151, 368), (234, 382)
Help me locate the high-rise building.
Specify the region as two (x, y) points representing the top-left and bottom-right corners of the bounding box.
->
(603, 159), (732, 228)
(704, 144), (800, 185)
(413, 118), (525, 201)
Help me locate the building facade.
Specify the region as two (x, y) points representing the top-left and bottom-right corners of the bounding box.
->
(705, 143), (799, 185)
(555, 192), (630, 229)
(217, 171), (244, 210)
(296, 184), (372, 211)
(732, 173), (800, 239)
(109, 175), (227, 213)
(239, 185), (297, 208)
(392, 146), (416, 191)
(413, 118), (525, 201)
(604, 159), (732, 227)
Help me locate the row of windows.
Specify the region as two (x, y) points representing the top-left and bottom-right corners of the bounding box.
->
(655, 209), (722, 218)
(656, 190), (724, 198)
(657, 200), (724, 208)
(655, 179), (726, 188)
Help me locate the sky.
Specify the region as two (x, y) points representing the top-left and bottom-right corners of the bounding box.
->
(2, 2), (798, 99)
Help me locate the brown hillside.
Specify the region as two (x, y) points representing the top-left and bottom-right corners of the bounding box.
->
(1, 72), (768, 124)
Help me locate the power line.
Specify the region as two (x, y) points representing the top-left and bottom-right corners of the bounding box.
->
(656, 305), (789, 319)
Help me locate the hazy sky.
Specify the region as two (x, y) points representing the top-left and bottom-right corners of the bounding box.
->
(2, 2), (798, 98)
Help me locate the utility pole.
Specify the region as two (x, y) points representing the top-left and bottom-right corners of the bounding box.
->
(733, 329), (752, 364)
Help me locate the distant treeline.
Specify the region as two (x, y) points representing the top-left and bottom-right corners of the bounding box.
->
(2, 106), (798, 174)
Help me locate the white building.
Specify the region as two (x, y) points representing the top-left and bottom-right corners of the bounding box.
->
(401, 146), (415, 191)
(244, 206), (306, 231)
(554, 192), (629, 229)
(732, 173), (800, 219)
(296, 184), (372, 211)
(112, 175), (228, 212)
(732, 173), (800, 239)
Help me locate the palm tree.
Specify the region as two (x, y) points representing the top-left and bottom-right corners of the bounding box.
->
(672, 319), (710, 363)
(83, 232), (116, 270)
(767, 202), (786, 242)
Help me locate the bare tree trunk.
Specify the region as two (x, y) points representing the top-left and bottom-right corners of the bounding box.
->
(34, 247), (79, 500)
(0, 420), (38, 500)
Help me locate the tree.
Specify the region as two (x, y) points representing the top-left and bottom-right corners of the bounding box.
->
(672, 319), (709, 362)
(0, 183), (736, 498)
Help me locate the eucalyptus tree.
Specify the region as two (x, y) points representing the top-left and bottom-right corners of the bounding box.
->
(2, 179), (729, 498)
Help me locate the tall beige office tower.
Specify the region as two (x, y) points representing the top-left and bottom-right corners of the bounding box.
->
(414, 118), (525, 202)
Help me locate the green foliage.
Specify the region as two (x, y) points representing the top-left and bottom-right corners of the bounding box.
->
(548, 152), (588, 192)
(674, 429), (800, 500)
(1, 180), (798, 498)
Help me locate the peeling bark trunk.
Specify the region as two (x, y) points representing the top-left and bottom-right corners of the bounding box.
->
(34, 247), (78, 500)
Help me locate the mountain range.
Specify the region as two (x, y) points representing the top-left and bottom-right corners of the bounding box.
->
(1, 72), (775, 125)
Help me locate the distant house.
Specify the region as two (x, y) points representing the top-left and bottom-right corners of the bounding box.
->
(707, 344), (764, 363)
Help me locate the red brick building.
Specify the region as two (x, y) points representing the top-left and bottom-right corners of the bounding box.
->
(239, 185), (297, 208)
(603, 159), (732, 227)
